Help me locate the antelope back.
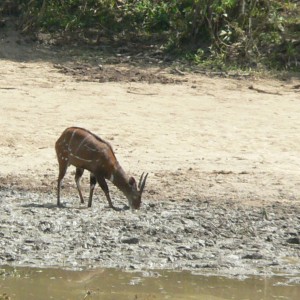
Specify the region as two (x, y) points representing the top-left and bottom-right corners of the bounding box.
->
(56, 127), (117, 175)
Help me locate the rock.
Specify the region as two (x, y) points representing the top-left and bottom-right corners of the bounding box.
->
(286, 237), (300, 244)
(242, 253), (264, 260)
(121, 237), (139, 244)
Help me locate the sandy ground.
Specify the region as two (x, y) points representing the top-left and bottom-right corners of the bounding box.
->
(0, 47), (300, 205)
(0, 23), (300, 275)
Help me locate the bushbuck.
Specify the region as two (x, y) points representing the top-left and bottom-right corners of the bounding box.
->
(55, 127), (148, 210)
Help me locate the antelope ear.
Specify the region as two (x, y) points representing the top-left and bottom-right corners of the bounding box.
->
(129, 177), (137, 189)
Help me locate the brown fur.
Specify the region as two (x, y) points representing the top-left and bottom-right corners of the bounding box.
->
(55, 127), (148, 210)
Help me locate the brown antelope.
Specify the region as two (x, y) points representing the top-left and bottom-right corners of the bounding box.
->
(55, 127), (148, 210)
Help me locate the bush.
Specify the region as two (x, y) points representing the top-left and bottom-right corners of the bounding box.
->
(2, 0), (299, 70)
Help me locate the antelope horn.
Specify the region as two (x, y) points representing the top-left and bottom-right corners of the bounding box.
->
(139, 173), (148, 193)
(138, 172), (145, 189)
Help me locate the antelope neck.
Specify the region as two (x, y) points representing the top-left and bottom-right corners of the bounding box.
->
(110, 165), (132, 197)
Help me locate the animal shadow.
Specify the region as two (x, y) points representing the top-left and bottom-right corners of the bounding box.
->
(21, 202), (58, 209)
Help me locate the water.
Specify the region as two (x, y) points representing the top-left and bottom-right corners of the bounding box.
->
(1, 267), (300, 300)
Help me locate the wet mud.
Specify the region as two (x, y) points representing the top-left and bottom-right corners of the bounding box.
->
(0, 188), (299, 277)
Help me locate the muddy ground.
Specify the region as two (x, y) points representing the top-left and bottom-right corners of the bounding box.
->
(0, 19), (300, 277)
(1, 187), (300, 278)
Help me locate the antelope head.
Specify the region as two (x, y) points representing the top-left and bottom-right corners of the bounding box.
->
(128, 172), (149, 209)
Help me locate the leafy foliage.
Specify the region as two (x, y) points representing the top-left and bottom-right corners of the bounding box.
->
(1, 0), (299, 70)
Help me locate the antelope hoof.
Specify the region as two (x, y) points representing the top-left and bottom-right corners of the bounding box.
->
(122, 205), (130, 211)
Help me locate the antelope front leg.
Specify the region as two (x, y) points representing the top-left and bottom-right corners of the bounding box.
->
(96, 175), (117, 210)
(57, 180), (62, 207)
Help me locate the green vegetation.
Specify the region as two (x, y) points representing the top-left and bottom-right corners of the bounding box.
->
(1, 0), (299, 71)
